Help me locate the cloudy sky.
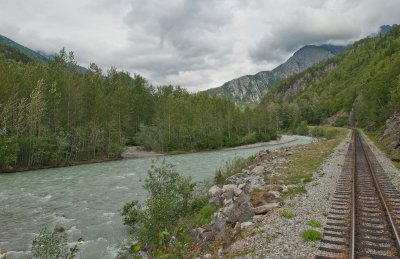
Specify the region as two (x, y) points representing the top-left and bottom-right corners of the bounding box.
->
(0, 0), (398, 92)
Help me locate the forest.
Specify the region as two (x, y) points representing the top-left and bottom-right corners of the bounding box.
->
(0, 49), (277, 171)
(1, 26), (400, 172)
(260, 26), (400, 133)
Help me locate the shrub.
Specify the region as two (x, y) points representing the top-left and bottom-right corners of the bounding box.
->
(296, 121), (309, 136)
(121, 161), (196, 252)
(301, 229), (323, 241)
(31, 227), (82, 259)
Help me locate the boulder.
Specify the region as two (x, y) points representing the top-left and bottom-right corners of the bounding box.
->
(379, 113), (400, 161)
(211, 212), (228, 234)
(269, 191), (281, 199)
(254, 203), (280, 214)
(251, 165), (265, 174)
(207, 185), (223, 206)
(191, 227), (206, 242)
(0, 248), (7, 255)
(240, 221), (254, 230)
(251, 191), (278, 207)
(222, 184), (240, 200)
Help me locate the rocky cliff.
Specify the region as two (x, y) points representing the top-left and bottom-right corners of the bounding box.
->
(205, 45), (345, 103)
(379, 113), (400, 161)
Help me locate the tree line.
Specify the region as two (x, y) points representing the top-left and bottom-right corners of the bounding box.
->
(259, 26), (400, 133)
(0, 49), (277, 171)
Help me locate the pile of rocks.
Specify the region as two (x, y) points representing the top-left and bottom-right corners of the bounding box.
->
(192, 148), (291, 244)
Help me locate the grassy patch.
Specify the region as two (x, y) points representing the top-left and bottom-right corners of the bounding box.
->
(281, 209), (295, 219)
(266, 127), (348, 186)
(307, 219), (321, 227)
(301, 229), (323, 241)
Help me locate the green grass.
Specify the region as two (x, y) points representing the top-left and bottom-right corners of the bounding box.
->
(307, 219), (321, 227)
(281, 209), (295, 219)
(266, 127), (348, 186)
(192, 203), (219, 226)
(301, 229), (323, 241)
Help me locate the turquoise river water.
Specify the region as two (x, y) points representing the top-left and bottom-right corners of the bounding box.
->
(0, 136), (313, 258)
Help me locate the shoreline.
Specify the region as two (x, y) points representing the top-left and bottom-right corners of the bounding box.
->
(1, 135), (301, 173)
(221, 135), (298, 151)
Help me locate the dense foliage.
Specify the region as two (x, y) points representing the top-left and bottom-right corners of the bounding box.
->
(31, 227), (82, 259)
(260, 26), (400, 133)
(0, 49), (277, 171)
(121, 162), (217, 257)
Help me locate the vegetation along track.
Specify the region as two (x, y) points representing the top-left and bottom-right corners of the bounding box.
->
(317, 130), (400, 259)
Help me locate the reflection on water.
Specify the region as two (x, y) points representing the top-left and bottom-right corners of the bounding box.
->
(0, 136), (313, 258)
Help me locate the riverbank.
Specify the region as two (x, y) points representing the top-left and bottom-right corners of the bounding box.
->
(2, 136), (297, 173)
(190, 127), (350, 258)
(120, 135), (300, 159)
(0, 156), (122, 174)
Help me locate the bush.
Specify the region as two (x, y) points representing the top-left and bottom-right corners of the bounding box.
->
(121, 161), (196, 253)
(31, 227), (82, 259)
(296, 121), (309, 136)
(333, 116), (348, 127)
(301, 229), (323, 241)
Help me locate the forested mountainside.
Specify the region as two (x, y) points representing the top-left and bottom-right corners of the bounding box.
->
(0, 34), (48, 62)
(0, 49), (277, 172)
(205, 45), (346, 104)
(0, 34), (87, 73)
(260, 25), (400, 160)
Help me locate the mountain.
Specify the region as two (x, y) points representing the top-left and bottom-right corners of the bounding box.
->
(205, 44), (346, 104)
(0, 34), (87, 73)
(0, 34), (48, 62)
(261, 25), (400, 160)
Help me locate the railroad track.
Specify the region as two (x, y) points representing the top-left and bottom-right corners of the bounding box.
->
(317, 130), (400, 259)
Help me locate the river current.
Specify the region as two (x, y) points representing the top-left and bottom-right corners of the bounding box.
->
(0, 136), (313, 258)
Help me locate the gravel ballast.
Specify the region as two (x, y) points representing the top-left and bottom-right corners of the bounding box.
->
(227, 132), (352, 259)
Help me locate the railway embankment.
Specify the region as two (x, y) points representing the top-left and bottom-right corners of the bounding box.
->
(197, 127), (352, 258)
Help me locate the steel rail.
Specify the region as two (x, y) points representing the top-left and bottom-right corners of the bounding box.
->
(350, 130), (356, 259)
(354, 130), (400, 255)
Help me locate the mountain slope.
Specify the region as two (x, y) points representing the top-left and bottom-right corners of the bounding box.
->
(0, 34), (48, 62)
(261, 25), (400, 160)
(205, 45), (346, 103)
(0, 34), (87, 73)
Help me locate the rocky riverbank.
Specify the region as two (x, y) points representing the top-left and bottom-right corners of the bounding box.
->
(195, 130), (351, 258)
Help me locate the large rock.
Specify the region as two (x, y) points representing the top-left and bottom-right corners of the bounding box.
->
(250, 191), (278, 207)
(207, 185), (223, 206)
(251, 165), (265, 174)
(222, 184), (241, 200)
(221, 192), (254, 223)
(254, 203), (280, 214)
(379, 113), (400, 161)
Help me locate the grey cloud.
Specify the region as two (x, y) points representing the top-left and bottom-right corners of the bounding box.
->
(0, 0), (399, 91)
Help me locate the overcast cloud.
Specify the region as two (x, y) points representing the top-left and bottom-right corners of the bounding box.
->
(0, 0), (398, 91)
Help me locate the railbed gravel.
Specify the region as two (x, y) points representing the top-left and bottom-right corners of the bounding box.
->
(230, 131), (352, 259)
(361, 132), (400, 191)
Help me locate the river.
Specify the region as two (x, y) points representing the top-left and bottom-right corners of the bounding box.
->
(0, 136), (314, 258)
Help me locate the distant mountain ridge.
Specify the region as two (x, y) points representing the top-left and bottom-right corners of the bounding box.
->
(0, 34), (48, 62)
(205, 44), (346, 103)
(0, 34), (87, 73)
